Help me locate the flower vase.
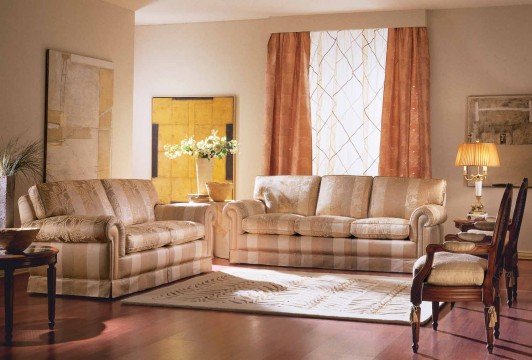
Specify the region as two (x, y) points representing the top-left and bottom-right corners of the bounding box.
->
(195, 158), (213, 195)
(0, 175), (15, 228)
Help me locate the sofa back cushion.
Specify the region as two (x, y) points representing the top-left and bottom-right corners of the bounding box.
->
(101, 179), (159, 226)
(29, 180), (115, 219)
(368, 176), (446, 219)
(253, 176), (321, 216)
(315, 175), (373, 218)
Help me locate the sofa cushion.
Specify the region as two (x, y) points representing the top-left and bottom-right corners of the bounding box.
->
(350, 217), (410, 240)
(295, 216), (354, 238)
(242, 213), (304, 235)
(253, 176), (321, 216)
(29, 180), (115, 219)
(125, 220), (204, 254)
(102, 179), (159, 226)
(368, 177), (446, 219)
(413, 252), (488, 286)
(315, 175), (373, 218)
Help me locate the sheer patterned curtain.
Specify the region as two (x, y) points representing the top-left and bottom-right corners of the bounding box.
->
(310, 29), (388, 176)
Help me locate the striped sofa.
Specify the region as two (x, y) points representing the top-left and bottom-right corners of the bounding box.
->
(224, 175), (447, 273)
(18, 179), (215, 298)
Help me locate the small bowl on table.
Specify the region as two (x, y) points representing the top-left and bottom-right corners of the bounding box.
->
(0, 228), (39, 254)
(206, 182), (233, 202)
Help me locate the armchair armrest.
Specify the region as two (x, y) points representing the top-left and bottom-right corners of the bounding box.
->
(223, 199), (266, 235)
(22, 215), (124, 245)
(154, 203), (216, 225)
(410, 205), (447, 256)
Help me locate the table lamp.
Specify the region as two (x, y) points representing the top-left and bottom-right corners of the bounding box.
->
(455, 139), (500, 215)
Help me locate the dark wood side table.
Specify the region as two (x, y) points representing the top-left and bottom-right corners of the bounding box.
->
(453, 218), (478, 232)
(0, 245), (58, 345)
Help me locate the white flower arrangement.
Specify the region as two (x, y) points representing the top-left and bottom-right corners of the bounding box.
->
(164, 130), (238, 160)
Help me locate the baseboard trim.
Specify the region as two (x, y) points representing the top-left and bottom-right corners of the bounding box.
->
(518, 251), (532, 260)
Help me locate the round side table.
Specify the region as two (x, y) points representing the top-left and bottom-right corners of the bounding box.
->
(0, 245), (58, 345)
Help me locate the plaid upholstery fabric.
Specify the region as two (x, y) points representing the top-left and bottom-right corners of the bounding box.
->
(295, 215), (354, 238)
(253, 176), (321, 216)
(414, 252), (487, 286)
(242, 213), (303, 235)
(369, 177), (446, 219)
(124, 221), (204, 254)
(350, 217), (410, 240)
(29, 180), (115, 219)
(234, 234), (417, 258)
(315, 175), (373, 218)
(101, 179), (159, 226)
(230, 250), (415, 273)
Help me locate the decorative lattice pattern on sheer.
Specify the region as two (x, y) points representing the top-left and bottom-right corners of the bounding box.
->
(310, 29), (388, 176)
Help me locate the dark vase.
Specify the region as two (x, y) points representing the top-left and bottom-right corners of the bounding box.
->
(0, 175), (15, 228)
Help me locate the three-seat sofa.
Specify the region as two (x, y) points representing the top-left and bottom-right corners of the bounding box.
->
(19, 179), (215, 298)
(224, 175), (447, 273)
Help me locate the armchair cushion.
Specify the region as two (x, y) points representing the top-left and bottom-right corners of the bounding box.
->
(101, 179), (159, 226)
(457, 231), (489, 242)
(315, 175), (373, 218)
(474, 220), (496, 231)
(242, 213), (303, 235)
(125, 220), (204, 254)
(413, 252), (488, 286)
(253, 176), (321, 216)
(350, 217), (410, 240)
(29, 180), (115, 219)
(294, 215), (354, 238)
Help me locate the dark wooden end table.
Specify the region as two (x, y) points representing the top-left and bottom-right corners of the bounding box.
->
(0, 245), (58, 345)
(453, 218), (478, 232)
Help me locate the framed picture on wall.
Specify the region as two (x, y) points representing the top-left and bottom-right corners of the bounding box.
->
(466, 94), (532, 187)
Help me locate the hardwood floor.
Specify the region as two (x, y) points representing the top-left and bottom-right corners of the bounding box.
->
(1, 259), (531, 360)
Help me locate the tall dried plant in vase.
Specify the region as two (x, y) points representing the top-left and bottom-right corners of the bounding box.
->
(0, 137), (42, 228)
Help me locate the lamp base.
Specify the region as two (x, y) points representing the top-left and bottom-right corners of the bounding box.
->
(469, 195), (486, 215)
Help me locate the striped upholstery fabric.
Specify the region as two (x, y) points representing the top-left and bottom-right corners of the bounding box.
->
(350, 217), (410, 240)
(414, 252), (487, 286)
(102, 179), (159, 225)
(29, 180), (115, 219)
(253, 176), (321, 216)
(124, 221), (204, 254)
(315, 175), (373, 218)
(242, 213), (304, 235)
(369, 177), (446, 219)
(224, 200), (266, 235)
(294, 215), (354, 238)
(235, 234), (417, 259)
(230, 250), (415, 273)
(28, 277), (111, 298)
(154, 203), (216, 225)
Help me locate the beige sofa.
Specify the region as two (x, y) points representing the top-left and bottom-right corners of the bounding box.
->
(18, 179), (215, 298)
(224, 175), (447, 273)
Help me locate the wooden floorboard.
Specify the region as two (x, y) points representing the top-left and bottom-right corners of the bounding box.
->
(0, 259), (531, 359)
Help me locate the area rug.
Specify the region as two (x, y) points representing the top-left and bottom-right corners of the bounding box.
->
(122, 267), (437, 325)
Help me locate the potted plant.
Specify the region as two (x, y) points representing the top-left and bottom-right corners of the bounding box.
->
(164, 130), (238, 196)
(0, 137), (42, 228)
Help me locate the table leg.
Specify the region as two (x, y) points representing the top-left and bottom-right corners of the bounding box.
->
(47, 262), (56, 330)
(4, 267), (14, 345)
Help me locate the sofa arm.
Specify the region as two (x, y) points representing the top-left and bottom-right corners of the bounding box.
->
(410, 205), (447, 227)
(223, 200), (266, 234)
(154, 203), (216, 225)
(22, 215), (124, 245)
(410, 205), (447, 256)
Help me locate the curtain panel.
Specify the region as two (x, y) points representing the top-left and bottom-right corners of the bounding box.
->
(263, 32), (312, 175)
(379, 27), (431, 178)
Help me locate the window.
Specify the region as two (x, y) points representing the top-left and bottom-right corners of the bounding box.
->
(309, 29), (388, 176)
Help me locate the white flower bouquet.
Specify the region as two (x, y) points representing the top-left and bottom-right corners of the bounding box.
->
(164, 130), (238, 160)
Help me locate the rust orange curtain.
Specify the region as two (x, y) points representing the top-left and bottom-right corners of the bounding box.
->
(263, 32), (312, 175)
(379, 27), (431, 178)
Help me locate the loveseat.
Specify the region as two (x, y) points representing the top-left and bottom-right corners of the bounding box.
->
(224, 175), (447, 273)
(19, 179), (215, 298)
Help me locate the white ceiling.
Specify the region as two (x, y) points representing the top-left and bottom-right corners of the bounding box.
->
(103, 0), (532, 25)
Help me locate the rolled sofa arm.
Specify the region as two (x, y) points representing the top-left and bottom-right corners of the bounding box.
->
(223, 199), (266, 235)
(154, 203), (216, 225)
(410, 204), (447, 256)
(22, 215), (125, 250)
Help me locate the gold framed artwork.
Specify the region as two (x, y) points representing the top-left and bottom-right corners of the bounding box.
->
(466, 95), (532, 187)
(45, 50), (113, 181)
(151, 96), (236, 203)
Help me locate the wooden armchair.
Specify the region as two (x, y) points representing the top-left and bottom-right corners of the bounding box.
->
(410, 184), (513, 354)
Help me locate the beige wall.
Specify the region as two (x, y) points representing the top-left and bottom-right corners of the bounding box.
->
(133, 10), (426, 198)
(429, 5), (532, 253)
(0, 0), (134, 223)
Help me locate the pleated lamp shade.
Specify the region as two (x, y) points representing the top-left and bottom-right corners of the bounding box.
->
(455, 142), (500, 167)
